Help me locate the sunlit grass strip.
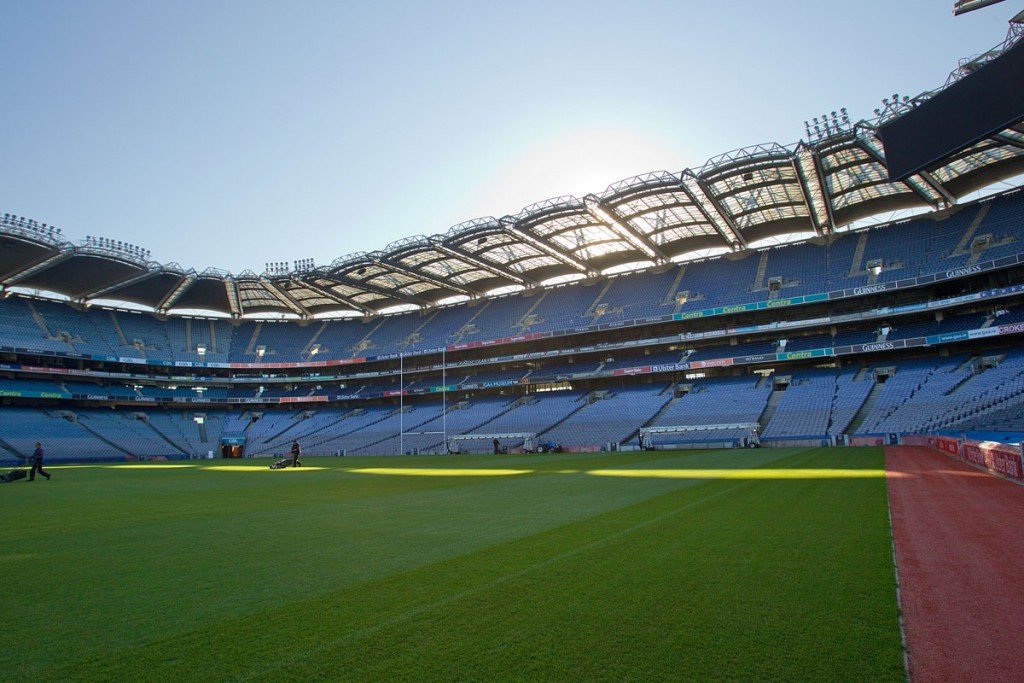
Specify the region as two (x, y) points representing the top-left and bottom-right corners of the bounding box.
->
(350, 467), (532, 477)
(587, 467), (888, 479)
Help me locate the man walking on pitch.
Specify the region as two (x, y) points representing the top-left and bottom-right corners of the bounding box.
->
(28, 442), (51, 481)
(290, 440), (301, 467)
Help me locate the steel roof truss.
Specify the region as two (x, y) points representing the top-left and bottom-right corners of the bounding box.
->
(431, 241), (532, 287)
(807, 148), (839, 233)
(503, 220), (591, 274)
(856, 137), (943, 208)
(295, 278), (373, 314)
(1, 249), (75, 286)
(225, 279), (242, 317)
(993, 132), (1024, 152)
(76, 268), (163, 302)
(157, 274), (197, 312)
(681, 175), (747, 248)
(586, 198), (668, 263)
(790, 153), (829, 235)
(328, 274), (428, 307)
(260, 278), (309, 318)
(373, 256), (471, 297)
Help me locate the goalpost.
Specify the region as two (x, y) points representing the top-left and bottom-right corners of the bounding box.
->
(399, 348), (451, 455)
(447, 433), (538, 454)
(640, 423), (759, 449)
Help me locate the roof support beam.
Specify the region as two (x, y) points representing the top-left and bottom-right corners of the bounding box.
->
(790, 154), (829, 236)
(373, 256), (472, 297)
(806, 149), (839, 234)
(156, 274), (196, 312)
(680, 175), (747, 248)
(992, 131), (1024, 151)
(432, 241), (536, 287)
(293, 278), (374, 315)
(224, 279), (242, 318)
(73, 268), (161, 301)
(585, 196), (668, 263)
(259, 278), (309, 318)
(503, 220), (592, 274)
(325, 272), (430, 308)
(2, 250), (75, 286)
(857, 137), (945, 209)
(916, 170), (957, 206)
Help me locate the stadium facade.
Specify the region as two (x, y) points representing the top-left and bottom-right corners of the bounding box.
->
(2, 27), (1024, 462)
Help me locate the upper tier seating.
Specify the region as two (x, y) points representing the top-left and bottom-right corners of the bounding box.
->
(0, 191), (1022, 363)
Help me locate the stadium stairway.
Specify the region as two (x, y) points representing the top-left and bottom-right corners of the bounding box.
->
(951, 203), (992, 257)
(300, 322), (328, 357)
(352, 409), (444, 454)
(0, 436), (25, 459)
(262, 411), (314, 444)
(847, 233), (869, 278)
(143, 418), (191, 457)
(536, 393), (598, 439)
(109, 311), (129, 346)
(623, 386), (680, 445)
(25, 300), (53, 338)
(661, 266), (687, 307)
(243, 323), (263, 357)
(73, 416), (135, 458)
(304, 407), (399, 452)
(757, 385), (786, 432)
(845, 378), (885, 435)
(264, 409), (356, 451)
(460, 397), (527, 434)
(515, 289), (549, 331)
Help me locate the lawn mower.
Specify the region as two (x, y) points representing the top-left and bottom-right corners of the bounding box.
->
(1, 458), (28, 483)
(269, 457), (300, 469)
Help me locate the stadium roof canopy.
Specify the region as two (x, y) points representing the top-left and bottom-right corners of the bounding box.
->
(3, 29), (1024, 318)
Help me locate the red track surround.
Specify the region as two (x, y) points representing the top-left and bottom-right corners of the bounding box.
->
(887, 445), (1024, 682)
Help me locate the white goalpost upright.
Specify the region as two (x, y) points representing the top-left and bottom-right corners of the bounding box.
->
(398, 348), (450, 455)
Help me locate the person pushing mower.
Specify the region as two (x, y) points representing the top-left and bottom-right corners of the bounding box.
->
(290, 440), (302, 467)
(29, 442), (51, 481)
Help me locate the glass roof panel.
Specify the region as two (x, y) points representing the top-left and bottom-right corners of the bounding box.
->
(527, 213), (602, 237)
(930, 142), (1022, 184)
(364, 270), (426, 289)
(478, 241), (547, 262)
(416, 260), (494, 284)
(831, 180), (909, 210)
(394, 281), (438, 295)
(571, 239), (634, 260)
(342, 263), (392, 280)
(317, 280), (366, 298)
(453, 231), (523, 256)
(547, 224), (624, 254)
(392, 249), (446, 267)
(350, 291), (388, 303)
(505, 255), (562, 273)
(707, 162), (795, 196)
(612, 191), (694, 219)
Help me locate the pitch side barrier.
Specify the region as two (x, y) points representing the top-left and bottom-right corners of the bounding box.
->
(0, 252), (1022, 372)
(2, 281), (1024, 399)
(3, 318), (1024, 405)
(448, 433), (537, 453)
(903, 435), (1024, 483)
(640, 424), (758, 449)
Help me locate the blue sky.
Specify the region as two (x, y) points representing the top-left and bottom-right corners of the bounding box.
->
(2, 0), (1018, 274)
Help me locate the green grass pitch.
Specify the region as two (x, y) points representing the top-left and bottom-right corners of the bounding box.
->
(1, 447), (904, 681)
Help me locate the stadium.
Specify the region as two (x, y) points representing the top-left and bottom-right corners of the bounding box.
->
(3, 2), (1024, 681)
